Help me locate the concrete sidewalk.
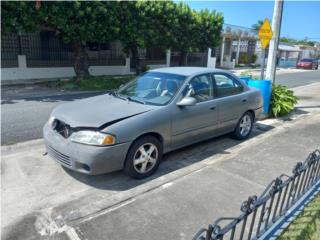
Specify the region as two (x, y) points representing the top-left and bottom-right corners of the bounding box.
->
(231, 67), (312, 76)
(3, 111), (318, 240)
(74, 113), (320, 240)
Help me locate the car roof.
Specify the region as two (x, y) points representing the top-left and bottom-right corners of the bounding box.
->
(149, 67), (229, 77)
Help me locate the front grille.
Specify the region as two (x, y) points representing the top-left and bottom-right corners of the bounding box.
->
(52, 119), (74, 138)
(47, 145), (72, 167)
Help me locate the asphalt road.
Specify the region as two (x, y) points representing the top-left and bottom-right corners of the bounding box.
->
(275, 69), (320, 87)
(1, 70), (319, 145)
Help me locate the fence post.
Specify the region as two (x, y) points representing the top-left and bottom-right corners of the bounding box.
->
(125, 57), (131, 74)
(207, 48), (217, 68)
(166, 49), (171, 67)
(18, 55), (27, 68)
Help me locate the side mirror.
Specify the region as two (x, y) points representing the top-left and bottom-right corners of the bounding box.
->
(176, 97), (197, 107)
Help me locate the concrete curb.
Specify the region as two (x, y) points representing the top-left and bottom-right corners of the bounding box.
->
(1, 139), (45, 155)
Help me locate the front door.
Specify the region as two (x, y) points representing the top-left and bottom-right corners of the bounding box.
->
(171, 74), (219, 148)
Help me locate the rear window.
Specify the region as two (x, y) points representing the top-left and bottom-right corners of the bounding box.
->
(301, 59), (313, 62)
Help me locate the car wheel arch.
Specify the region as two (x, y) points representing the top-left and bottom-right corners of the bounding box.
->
(246, 109), (255, 121)
(122, 132), (164, 168)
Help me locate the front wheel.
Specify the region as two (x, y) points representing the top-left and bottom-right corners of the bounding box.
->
(124, 136), (162, 179)
(232, 112), (254, 140)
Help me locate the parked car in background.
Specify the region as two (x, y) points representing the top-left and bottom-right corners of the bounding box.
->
(43, 67), (263, 179)
(296, 58), (318, 69)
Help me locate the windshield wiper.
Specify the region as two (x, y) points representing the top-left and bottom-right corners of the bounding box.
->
(107, 90), (127, 101)
(127, 97), (146, 105)
(108, 91), (146, 104)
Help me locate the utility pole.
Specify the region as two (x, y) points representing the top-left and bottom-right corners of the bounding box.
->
(266, 0), (284, 83)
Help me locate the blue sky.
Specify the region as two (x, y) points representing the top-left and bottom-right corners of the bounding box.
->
(182, 1), (320, 41)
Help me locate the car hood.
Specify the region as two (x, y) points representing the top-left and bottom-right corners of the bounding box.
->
(52, 94), (157, 128)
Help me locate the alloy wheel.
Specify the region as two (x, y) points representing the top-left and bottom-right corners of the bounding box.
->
(133, 143), (158, 173)
(239, 114), (252, 137)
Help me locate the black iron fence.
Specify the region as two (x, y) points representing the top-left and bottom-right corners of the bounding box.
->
(171, 51), (208, 67)
(1, 32), (126, 68)
(193, 149), (320, 240)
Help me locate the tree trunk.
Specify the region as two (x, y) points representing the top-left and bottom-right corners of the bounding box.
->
(130, 45), (141, 75)
(179, 51), (188, 66)
(72, 39), (90, 81)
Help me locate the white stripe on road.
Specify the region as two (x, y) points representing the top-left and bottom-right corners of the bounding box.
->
(66, 227), (82, 240)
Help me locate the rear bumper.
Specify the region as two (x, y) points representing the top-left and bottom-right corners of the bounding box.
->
(43, 123), (131, 175)
(297, 65), (312, 69)
(254, 107), (264, 120)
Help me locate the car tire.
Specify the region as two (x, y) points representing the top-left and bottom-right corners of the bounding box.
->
(124, 136), (162, 179)
(232, 111), (254, 140)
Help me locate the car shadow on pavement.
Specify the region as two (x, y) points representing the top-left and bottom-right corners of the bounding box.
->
(279, 108), (310, 122)
(62, 123), (275, 191)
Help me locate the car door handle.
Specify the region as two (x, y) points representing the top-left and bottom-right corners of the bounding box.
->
(242, 99), (247, 103)
(210, 106), (216, 110)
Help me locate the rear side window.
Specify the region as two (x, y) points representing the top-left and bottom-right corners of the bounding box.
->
(301, 59), (313, 62)
(182, 74), (214, 102)
(213, 74), (243, 98)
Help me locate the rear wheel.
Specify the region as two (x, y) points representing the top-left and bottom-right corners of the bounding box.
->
(232, 112), (254, 140)
(124, 136), (162, 179)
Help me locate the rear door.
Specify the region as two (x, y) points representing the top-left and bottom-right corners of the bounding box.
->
(171, 74), (219, 148)
(212, 73), (248, 134)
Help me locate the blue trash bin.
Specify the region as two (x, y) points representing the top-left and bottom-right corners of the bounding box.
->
(239, 76), (251, 85)
(248, 79), (272, 114)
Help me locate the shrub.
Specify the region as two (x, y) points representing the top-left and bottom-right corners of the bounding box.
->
(251, 54), (257, 63)
(141, 65), (151, 73)
(239, 53), (249, 64)
(270, 84), (298, 117)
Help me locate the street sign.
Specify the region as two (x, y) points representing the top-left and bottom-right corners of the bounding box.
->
(259, 18), (273, 49)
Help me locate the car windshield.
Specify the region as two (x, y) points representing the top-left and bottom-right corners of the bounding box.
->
(117, 72), (187, 106)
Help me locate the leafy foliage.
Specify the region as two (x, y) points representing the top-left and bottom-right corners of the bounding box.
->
(280, 37), (318, 47)
(1, 1), (224, 75)
(270, 84), (298, 117)
(170, 3), (224, 65)
(46, 75), (134, 91)
(251, 20), (263, 31)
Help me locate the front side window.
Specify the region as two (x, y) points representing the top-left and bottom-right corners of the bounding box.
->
(213, 74), (243, 98)
(182, 74), (213, 102)
(118, 72), (186, 106)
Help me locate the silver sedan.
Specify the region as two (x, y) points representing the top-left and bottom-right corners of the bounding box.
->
(43, 67), (262, 178)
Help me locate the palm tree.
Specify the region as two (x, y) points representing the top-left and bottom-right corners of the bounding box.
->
(251, 20), (264, 31)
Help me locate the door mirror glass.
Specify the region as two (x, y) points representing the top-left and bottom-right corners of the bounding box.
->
(176, 97), (197, 107)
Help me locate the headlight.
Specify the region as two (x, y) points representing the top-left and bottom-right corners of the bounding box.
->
(47, 116), (55, 126)
(70, 131), (116, 146)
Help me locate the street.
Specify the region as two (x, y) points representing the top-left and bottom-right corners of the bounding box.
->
(2, 81), (320, 240)
(1, 70), (320, 145)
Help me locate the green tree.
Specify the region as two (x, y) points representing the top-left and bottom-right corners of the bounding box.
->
(195, 9), (224, 51)
(169, 2), (198, 66)
(251, 20), (263, 31)
(1, 1), (120, 80)
(170, 4), (224, 66)
(116, 1), (178, 74)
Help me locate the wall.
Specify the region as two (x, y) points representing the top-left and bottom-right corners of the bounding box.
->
(1, 57), (132, 81)
(1, 53), (173, 82)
